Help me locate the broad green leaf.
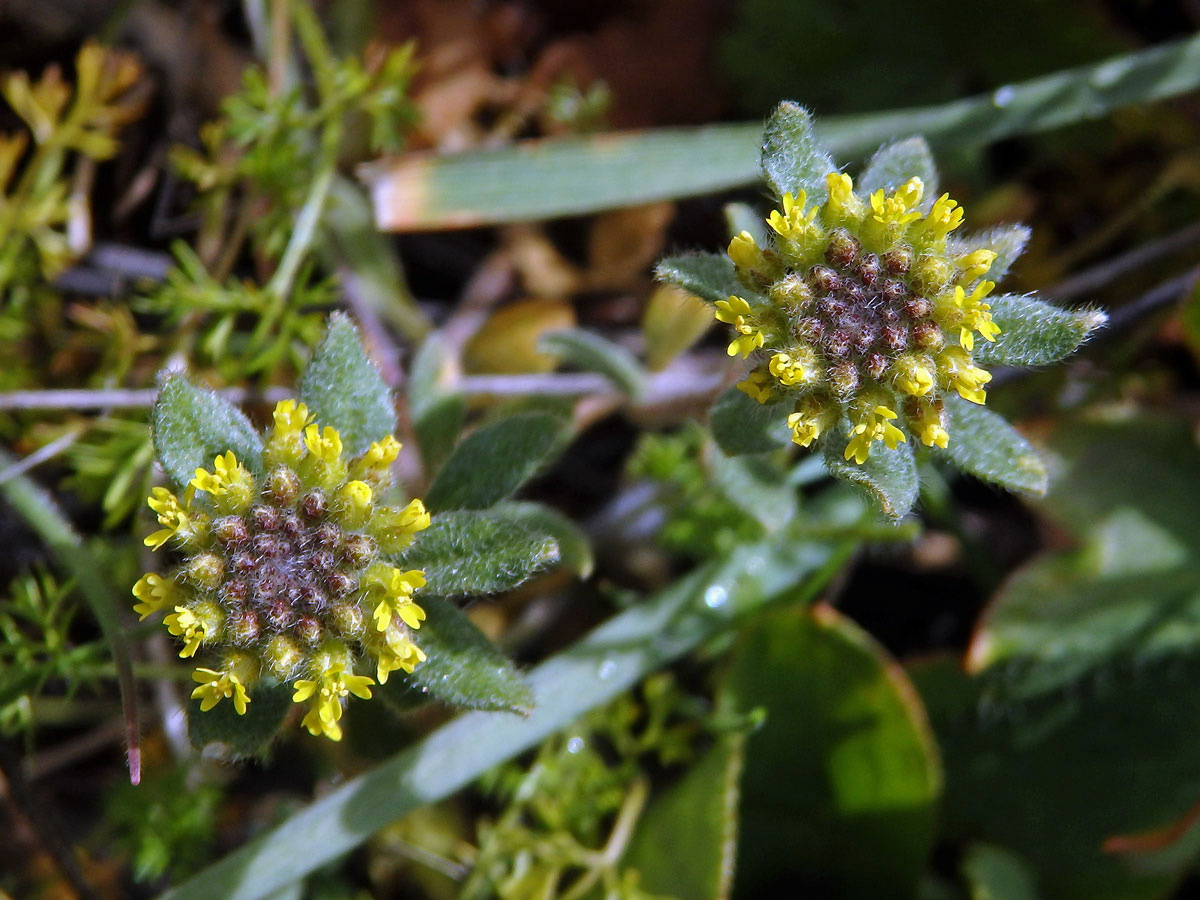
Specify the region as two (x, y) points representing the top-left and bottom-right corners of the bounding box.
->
(708, 446), (796, 531)
(299, 312), (396, 456)
(188, 682), (293, 759)
(761, 102), (836, 203)
(424, 412), (567, 511)
(824, 435), (918, 521)
(158, 532), (848, 900)
(944, 397), (1047, 495)
(491, 501), (594, 578)
(407, 334), (465, 474)
(709, 385), (793, 456)
(362, 35), (1200, 228)
(537, 328), (645, 398)
(961, 844), (1042, 900)
(152, 374), (264, 487)
(973, 294), (1106, 366)
(723, 605), (942, 899)
(655, 253), (758, 306)
(948, 225), (1031, 282)
(394, 509), (560, 597)
(624, 736), (744, 899)
(858, 137), (938, 198)
(912, 653), (1200, 900)
(405, 597), (532, 714)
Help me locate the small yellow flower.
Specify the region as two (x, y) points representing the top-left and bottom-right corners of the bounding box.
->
(941, 348), (992, 404)
(273, 399), (311, 437)
(767, 191), (819, 238)
(369, 498), (431, 552)
(265, 399), (312, 467)
(956, 249), (996, 283)
(869, 177), (924, 227)
(844, 404), (906, 464)
(190, 451), (255, 514)
(374, 629), (427, 683)
(304, 424), (343, 463)
(893, 357), (935, 397)
(351, 436), (402, 484)
(714, 295), (764, 358)
(132, 572), (177, 620)
(736, 369), (774, 404)
(920, 193), (965, 241)
(366, 565), (427, 632)
(191, 667), (251, 714)
(824, 173), (864, 224)
(293, 665), (374, 742)
(334, 480), (373, 527)
(728, 230), (763, 270)
(164, 605), (212, 658)
(769, 349), (818, 386)
(913, 402), (950, 449)
(144, 487), (199, 550)
(952, 281), (999, 350)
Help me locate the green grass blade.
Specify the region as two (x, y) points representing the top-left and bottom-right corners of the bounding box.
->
(156, 534), (849, 900)
(363, 35), (1200, 229)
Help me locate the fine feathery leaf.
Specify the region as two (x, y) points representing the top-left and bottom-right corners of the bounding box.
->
(405, 596), (533, 714)
(537, 328), (646, 399)
(974, 293), (1107, 366)
(188, 682), (293, 759)
(393, 509), (560, 597)
(152, 373), (264, 487)
(857, 136), (938, 199)
(948, 225), (1032, 283)
(424, 411), (568, 511)
(655, 252), (759, 306)
(944, 397), (1048, 496)
(823, 434), (918, 521)
(299, 312), (396, 456)
(760, 102), (837, 204)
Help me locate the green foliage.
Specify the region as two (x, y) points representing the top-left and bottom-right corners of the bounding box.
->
(857, 137), (938, 198)
(948, 225), (1031, 282)
(943, 397), (1048, 495)
(425, 412), (568, 511)
(151, 373), (264, 487)
(960, 844), (1042, 900)
(537, 328), (646, 398)
(407, 333), (467, 474)
(654, 252), (755, 306)
(403, 597), (533, 714)
(723, 606), (941, 899)
(107, 766), (223, 881)
(299, 312), (396, 456)
(824, 434), (919, 522)
(760, 102), (837, 204)
(974, 294), (1107, 366)
(491, 501), (594, 579)
(708, 386), (792, 456)
(395, 509), (561, 597)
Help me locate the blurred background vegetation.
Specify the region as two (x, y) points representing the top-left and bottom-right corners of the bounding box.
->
(3, 1), (1200, 899)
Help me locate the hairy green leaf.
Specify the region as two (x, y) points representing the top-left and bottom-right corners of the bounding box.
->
(761, 102), (836, 203)
(709, 447), (796, 531)
(425, 412), (567, 511)
(537, 328), (645, 398)
(188, 682), (293, 759)
(299, 312), (396, 456)
(407, 334), (465, 474)
(406, 597), (532, 714)
(824, 435), (918, 521)
(655, 252), (756, 306)
(973, 294), (1106, 366)
(709, 385), (793, 456)
(491, 501), (594, 578)
(857, 137), (938, 198)
(394, 509), (560, 597)
(944, 397), (1047, 495)
(152, 374), (264, 487)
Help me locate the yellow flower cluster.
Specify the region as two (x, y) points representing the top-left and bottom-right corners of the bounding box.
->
(716, 171), (1005, 463)
(135, 399), (432, 741)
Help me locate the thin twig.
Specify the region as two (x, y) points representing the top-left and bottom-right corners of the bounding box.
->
(0, 428), (84, 487)
(0, 385), (291, 411)
(1049, 220), (1200, 301)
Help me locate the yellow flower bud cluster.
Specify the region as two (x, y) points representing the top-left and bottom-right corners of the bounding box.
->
(135, 400), (431, 741)
(717, 173), (1005, 463)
